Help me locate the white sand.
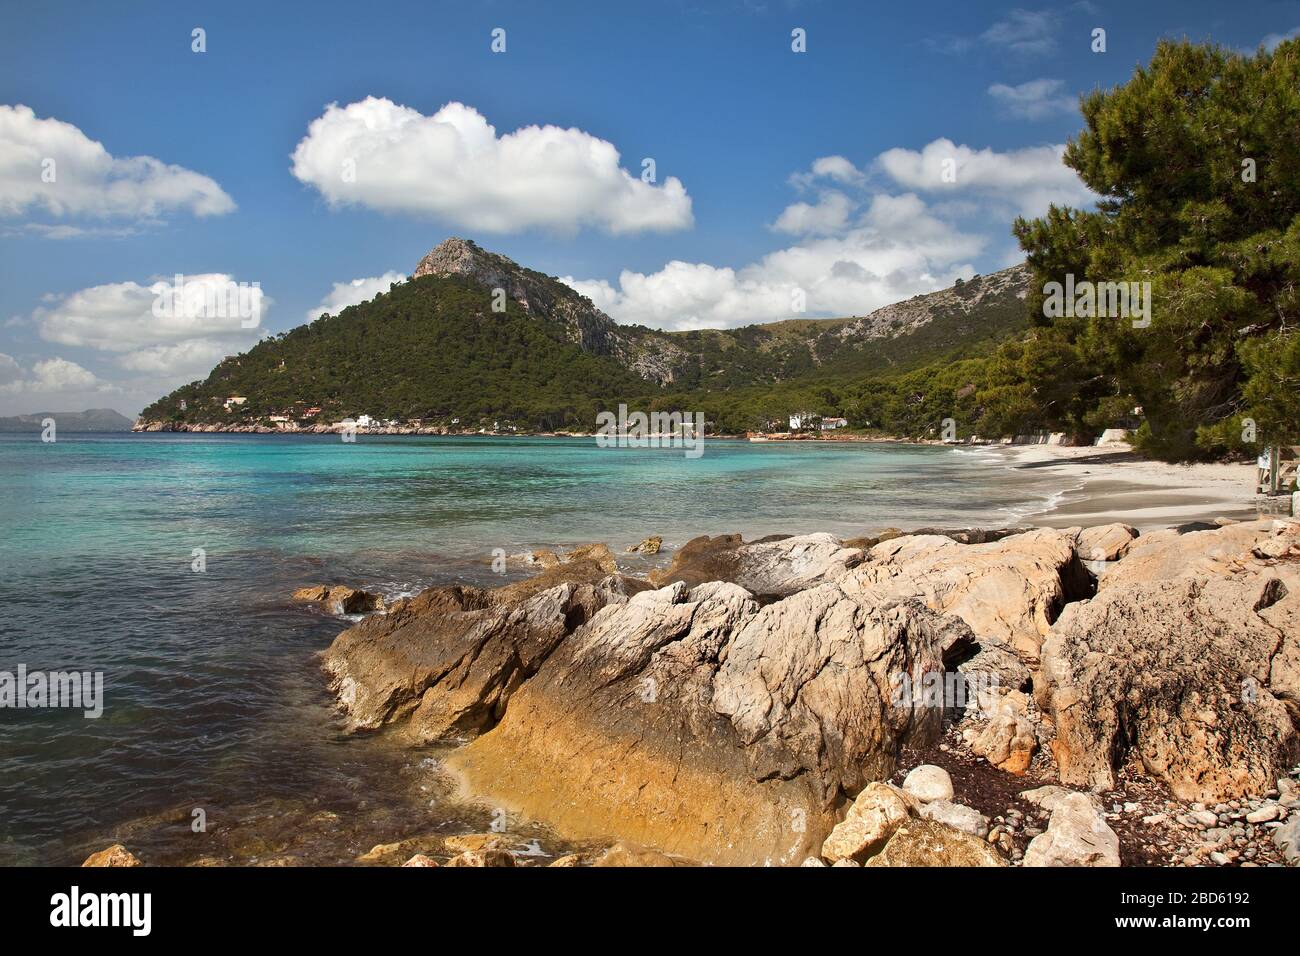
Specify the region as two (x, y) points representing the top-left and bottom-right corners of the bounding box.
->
(1002, 443), (1273, 531)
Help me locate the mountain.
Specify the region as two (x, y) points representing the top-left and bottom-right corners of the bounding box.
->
(138, 238), (1030, 433)
(0, 408), (133, 432)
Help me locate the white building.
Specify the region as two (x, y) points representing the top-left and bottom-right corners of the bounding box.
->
(821, 417), (848, 431)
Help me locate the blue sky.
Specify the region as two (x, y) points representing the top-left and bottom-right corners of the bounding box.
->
(2, 0), (1298, 415)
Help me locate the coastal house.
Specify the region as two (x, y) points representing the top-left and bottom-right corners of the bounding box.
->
(223, 396), (247, 411)
(303, 407), (321, 418)
(820, 417), (848, 431)
(356, 414), (374, 428)
(789, 411), (817, 431)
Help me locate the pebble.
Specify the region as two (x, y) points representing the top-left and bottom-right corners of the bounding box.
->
(1247, 805), (1280, 824)
(1191, 810), (1219, 828)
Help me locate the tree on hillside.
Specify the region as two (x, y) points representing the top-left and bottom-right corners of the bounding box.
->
(1013, 38), (1300, 460)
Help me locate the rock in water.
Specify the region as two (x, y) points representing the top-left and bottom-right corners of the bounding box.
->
(865, 819), (1005, 867)
(82, 844), (141, 867)
(1022, 792), (1121, 867)
(627, 536), (663, 555)
(1038, 574), (1297, 802)
(323, 583), (603, 741)
(444, 580), (957, 865)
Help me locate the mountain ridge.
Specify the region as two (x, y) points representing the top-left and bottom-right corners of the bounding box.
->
(137, 238), (1030, 433)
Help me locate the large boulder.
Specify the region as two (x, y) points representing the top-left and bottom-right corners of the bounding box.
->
(820, 782), (918, 863)
(323, 582), (605, 741)
(1038, 574), (1298, 802)
(1075, 523), (1138, 562)
(864, 818), (1006, 867)
(648, 532), (864, 596)
(1022, 792), (1120, 867)
(844, 527), (1081, 664)
(1099, 517), (1298, 592)
(444, 580), (959, 865)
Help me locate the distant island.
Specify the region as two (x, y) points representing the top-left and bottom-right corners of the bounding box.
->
(0, 408), (133, 432)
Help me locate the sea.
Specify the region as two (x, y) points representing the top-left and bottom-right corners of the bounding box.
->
(0, 432), (1070, 865)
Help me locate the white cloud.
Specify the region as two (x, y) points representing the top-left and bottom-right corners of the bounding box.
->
(29, 275), (268, 387)
(988, 78), (1077, 120)
(306, 271), (405, 321)
(290, 97), (693, 235)
(772, 191), (853, 236)
(980, 9), (1059, 56)
(563, 193), (983, 330)
(35, 275), (268, 354)
(0, 353), (105, 395)
(789, 155), (863, 189)
(0, 105), (235, 224)
(875, 138), (1096, 216)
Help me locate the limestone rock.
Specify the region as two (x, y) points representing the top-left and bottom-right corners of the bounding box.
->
(446, 581), (956, 865)
(820, 782), (918, 863)
(444, 849), (516, 867)
(1076, 523), (1138, 562)
(648, 532), (864, 596)
(918, 799), (990, 838)
(902, 765), (954, 803)
(592, 842), (687, 867)
(1272, 816), (1300, 865)
(845, 527), (1081, 662)
(865, 818), (1006, 867)
(82, 844), (141, 867)
(401, 854), (439, 867)
(1022, 792), (1121, 867)
(627, 536), (663, 555)
(1038, 574), (1297, 801)
(292, 584), (384, 614)
(323, 582), (605, 741)
(964, 689), (1038, 774)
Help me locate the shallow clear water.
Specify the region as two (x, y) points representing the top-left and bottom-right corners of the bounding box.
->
(0, 433), (1062, 864)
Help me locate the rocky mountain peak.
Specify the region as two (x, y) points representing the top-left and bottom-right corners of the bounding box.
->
(412, 237), (497, 280)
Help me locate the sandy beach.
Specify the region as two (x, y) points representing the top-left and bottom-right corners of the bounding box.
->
(1005, 443), (1270, 531)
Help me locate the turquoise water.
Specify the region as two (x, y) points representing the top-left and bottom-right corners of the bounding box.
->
(0, 433), (1058, 864)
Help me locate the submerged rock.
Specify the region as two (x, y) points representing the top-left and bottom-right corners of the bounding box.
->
(82, 844), (141, 867)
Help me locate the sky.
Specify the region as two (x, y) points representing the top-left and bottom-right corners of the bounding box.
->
(2, 0), (1298, 416)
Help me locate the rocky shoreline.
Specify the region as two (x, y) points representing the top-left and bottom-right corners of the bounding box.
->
(84, 518), (1300, 868)
(313, 518), (1300, 867)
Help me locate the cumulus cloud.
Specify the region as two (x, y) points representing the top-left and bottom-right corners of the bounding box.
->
(564, 193), (983, 330)
(290, 97), (693, 235)
(0, 105), (234, 224)
(32, 275), (267, 381)
(561, 136), (1096, 331)
(789, 155), (863, 189)
(306, 271), (406, 321)
(987, 78), (1077, 120)
(772, 191), (853, 236)
(0, 353), (104, 394)
(875, 138), (1096, 216)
